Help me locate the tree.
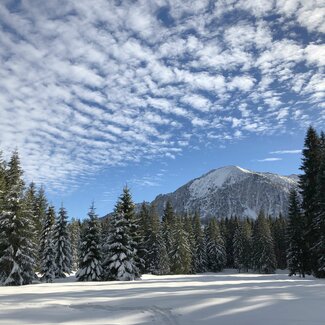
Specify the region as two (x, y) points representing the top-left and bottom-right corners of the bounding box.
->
(192, 212), (207, 273)
(115, 186), (144, 277)
(136, 202), (150, 273)
(101, 211), (139, 280)
(170, 217), (192, 274)
(233, 220), (252, 272)
(76, 203), (102, 281)
(271, 214), (287, 269)
(40, 205), (56, 282)
(299, 126), (321, 273)
(252, 211), (276, 274)
(0, 151), (36, 285)
(286, 190), (307, 277)
(312, 154), (325, 278)
(205, 218), (226, 272)
(53, 205), (72, 278)
(145, 204), (170, 275)
(162, 201), (175, 260)
(68, 218), (82, 271)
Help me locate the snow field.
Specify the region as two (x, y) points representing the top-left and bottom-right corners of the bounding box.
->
(0, 271), (324, 325)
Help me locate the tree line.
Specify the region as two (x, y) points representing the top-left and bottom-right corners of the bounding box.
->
(0, 126), (324, 285)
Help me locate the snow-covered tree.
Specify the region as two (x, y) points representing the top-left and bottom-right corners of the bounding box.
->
(102, 210), (139, 280)
(40, 205), (56, 282)
(252, 211), (276, 274)
(271, 214), (287, 270)
(68, 218), (81, 271)
(115, 186), (144, 277)
(170, 217), (192, 274)
(233, 220), (252, 272)
(162, 201), (175, 260)
(312, 155), (325, 278)
(145, 204), (170, 275)
(0, 151), (36, 285)
(76, 203), (102, 281)
(205, 218), (226, 272)
(299, 126), (321, 273)
(53, 206), (72, 278)
(192, 212), (207, 273)
(286, 190), (307, 277)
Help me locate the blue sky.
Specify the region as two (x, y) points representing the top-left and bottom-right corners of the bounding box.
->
(0, 0), (324, 219)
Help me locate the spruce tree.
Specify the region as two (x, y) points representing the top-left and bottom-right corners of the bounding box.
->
(192, 212), (207, 273)
(40, 205), (56, 282)
(299, 126), (321, 273)
(35, 186), (48, 269)
(205, 218), (226, 272)
(102, 210), (139, 280)
(233, 220), (252, 272)
(0, 151), (36, 285)
(162, 201), (175, 260)
(252, 211), (276, 274)
(286, 190), (307, 277)
(170, 217), (192, 274)
(145, 204), (170, 275)
(312, 155), (325, 278)
(137, 202), (150, 273)
(68, 218), (82, 271)
(76, 203), (102, 281)
(271, 214), (288, 269)
(115, 186), (144, 277)
(53, 205), (72, 278)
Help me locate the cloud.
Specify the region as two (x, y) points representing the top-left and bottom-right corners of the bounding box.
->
(0, 0), (323, 193)
(270, 150), (302, 154)
(258, 158), (283, 162)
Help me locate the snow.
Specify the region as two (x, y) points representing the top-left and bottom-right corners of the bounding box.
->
(0, 270), (324, 325)
(189, 166), (251, 198)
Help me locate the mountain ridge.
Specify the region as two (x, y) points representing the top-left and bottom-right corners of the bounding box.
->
(150, 165), (299, 219)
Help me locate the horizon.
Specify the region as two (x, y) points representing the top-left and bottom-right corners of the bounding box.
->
(0, 1), (323, 219)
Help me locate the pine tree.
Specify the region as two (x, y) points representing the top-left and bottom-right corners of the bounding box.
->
(76, 203), (102, 281)
(53, 205), (72, 278)
(102, 210), (139, 280)
(233, 220), (252, 272)
(136, 202), (150, 273)
(40, 205), (56, 282)
(183, 215), (196, 273)
(271, 214), (288, 269)
(286, 190), (307, 277)
(205, 218), (226, 272)
(162, 201), (175, 260)
(35, 186), (48, 269)
(170, 217), (192, 274)
(299, 126), (321, 273)
(115, 186), (144, 277)
(252, 211), (276, 274)
(312, 153), (325, 278)
(145, 204), (170, 275)
(192, 212), (207, 273)
(0, 151), (36, 285)
(68, 218), (82, 271)
(23, 182), (38, 268)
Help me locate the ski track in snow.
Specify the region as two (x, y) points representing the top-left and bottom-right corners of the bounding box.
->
(0, 270), (324, 325)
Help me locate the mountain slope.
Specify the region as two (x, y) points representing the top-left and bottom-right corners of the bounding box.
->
(152, 166), (298, 219)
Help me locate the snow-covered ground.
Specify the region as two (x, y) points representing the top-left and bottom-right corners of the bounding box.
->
(0, 270), (324, 325)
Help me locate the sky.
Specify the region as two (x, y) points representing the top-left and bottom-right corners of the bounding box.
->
(0, 0), (324, 219)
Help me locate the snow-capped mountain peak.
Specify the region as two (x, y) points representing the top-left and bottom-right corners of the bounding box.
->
(152, 166), (299, 219)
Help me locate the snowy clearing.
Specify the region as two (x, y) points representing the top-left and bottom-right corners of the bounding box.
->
(0, 271), (324, 325)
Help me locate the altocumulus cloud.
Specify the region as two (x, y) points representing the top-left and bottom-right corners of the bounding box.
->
(0, 0), (324, 192)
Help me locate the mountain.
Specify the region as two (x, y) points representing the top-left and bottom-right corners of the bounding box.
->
(151, 166), (299, 219)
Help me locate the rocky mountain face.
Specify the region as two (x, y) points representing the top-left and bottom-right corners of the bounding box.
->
(151, 166), (299, 219)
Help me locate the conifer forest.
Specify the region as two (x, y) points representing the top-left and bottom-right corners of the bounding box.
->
(0, 126), (324, 286)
